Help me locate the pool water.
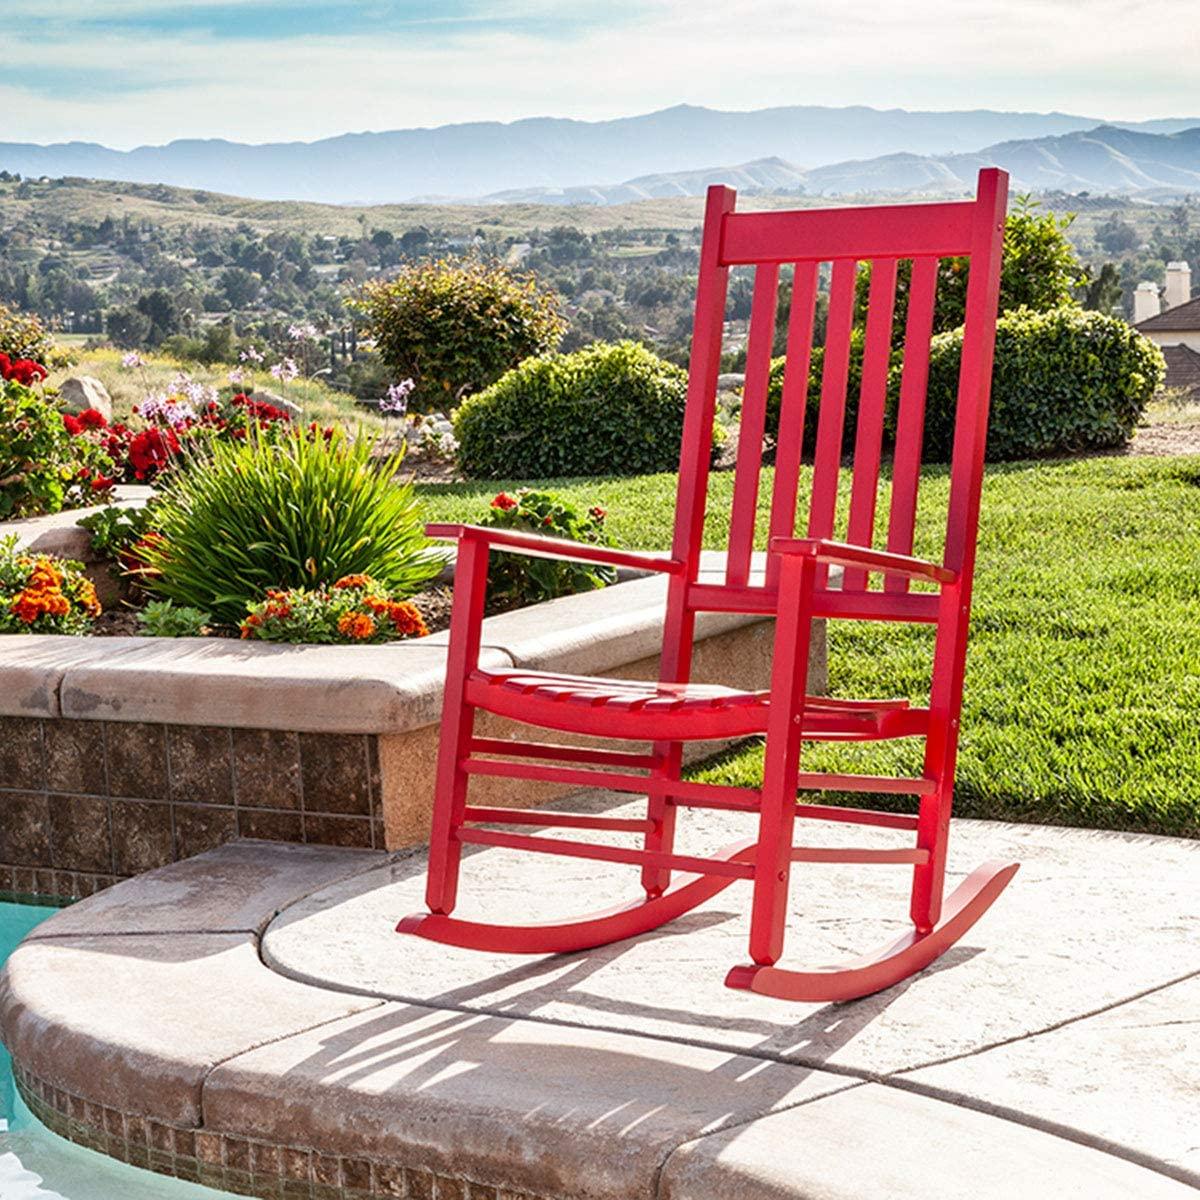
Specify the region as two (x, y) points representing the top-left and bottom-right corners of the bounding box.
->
(0, 902), (237, 1200)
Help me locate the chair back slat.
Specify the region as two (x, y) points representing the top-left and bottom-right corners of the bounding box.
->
(842, 258), (899, 593)
(765, 260), (820, 589)
(806, 258), (858, 587)
(884, 255), (940, 592)
(726, 263), (780, 586)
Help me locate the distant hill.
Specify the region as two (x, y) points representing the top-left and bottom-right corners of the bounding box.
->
(478, 125), (1200, 206)
(2, 104), (1197, 204)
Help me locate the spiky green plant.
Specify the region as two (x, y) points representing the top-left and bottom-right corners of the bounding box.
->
(140, 427), (438, 625)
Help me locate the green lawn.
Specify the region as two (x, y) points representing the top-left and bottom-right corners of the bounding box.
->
(418, 455), (1200, 837)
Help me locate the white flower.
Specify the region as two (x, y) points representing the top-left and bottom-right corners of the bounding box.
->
(380, 378), (415, 415)
(287, 322), (319, 342)
(228, 367), (246, 386)
(239, 346), (265, 364)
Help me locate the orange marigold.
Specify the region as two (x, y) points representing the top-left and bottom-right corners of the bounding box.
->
(333, 574), (372, 590)
(387, 601), (428, 638)
(337, 611), (376, 640)
(75, 579), (102, 617)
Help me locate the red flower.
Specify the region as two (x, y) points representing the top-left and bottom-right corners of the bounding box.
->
(90, 474), (115, 492)
(589, 505), (607, 521)
(127, 427), (181, 480)
(62, 413), (84, 435)
(77, 408), (108, 430)
(491, 492), (518, 511)
(0, 353), (49, 386)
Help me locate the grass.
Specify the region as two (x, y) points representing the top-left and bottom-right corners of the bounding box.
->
(418, 455), (1200, 837)
(46, 347), (386, 433)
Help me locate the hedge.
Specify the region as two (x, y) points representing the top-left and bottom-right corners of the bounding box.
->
(763, 307), (1163, 463)
(454, 340), (693, 478)
(921, 307), (1165, 461)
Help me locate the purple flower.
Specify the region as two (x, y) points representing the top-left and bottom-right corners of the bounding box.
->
(380, 378), (414, 415)
(240, 346), (265, 364)
(120, 351), (143, 369)
(287, 322), (319, 341)
(269, 358), (299, 383)
(228, 367), (246, 386)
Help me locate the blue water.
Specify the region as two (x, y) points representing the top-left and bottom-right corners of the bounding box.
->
(0, 902), (237, 1200)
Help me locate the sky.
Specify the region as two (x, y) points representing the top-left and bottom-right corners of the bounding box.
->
(3, 0), (1198, 148)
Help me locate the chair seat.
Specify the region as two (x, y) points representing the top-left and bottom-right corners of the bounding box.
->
(466, 669), (923, 742)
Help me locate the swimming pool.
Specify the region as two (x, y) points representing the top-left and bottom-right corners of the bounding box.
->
(0, 901), (238, 1200)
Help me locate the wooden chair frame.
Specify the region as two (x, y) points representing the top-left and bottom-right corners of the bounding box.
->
(399, 169), (1018, 1002)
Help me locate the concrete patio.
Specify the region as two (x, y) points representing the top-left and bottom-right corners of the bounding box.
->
(1, 793), (1196, 1199)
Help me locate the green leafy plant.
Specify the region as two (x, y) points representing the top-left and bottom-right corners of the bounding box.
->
(1, 379), (116, 518)
(137, 427), (439, 624)
(919, 307), (1165, 461)
(455, 340), (700, 478)
(239, 575), (428, 644)
(137, 599), (212, 637)
(0, 536), (101, 635)
(78, 502), (156, 561)
(350, 258), (565, 410)
(0, 301), (55, 364)
(482, 488), (615, 607)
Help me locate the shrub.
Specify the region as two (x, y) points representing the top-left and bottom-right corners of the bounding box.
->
(137, 599), (211, 637)
(482, 488), (615, 608)
(1, 380), (116, 518)
(455, 341), (693, 478)
(0, 537), (101, 635)
(138, 428), (439, 625)
(350, 259), (565, 410)
(0, 302), (54, 364)
(239, 576), (428, 644)
(919, 307), (1165, 462)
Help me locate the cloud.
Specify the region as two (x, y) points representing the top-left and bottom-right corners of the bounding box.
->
(4, 0), (1198, 147)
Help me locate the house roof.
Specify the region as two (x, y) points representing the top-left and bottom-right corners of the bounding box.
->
(1137, 293), (1200, 332)
(1161, 344), (1200, 395)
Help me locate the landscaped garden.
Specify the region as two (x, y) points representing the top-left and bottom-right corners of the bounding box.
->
(1, 192), (1195, 846)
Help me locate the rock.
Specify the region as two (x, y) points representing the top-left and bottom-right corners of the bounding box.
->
(717, 373), (745, 392)
(57, 376), (112, 421)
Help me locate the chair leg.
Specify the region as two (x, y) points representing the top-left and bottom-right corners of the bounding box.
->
(424, 535), (490, 917)
(910, 781), (951, 934)
(748, 554), (816, 966)
(424, 699), (475, 915)
(641, 740), (681, 898)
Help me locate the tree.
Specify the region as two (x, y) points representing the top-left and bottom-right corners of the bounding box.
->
(1082, 263), (1123, 316)
(349, 258), (565, 410)
(105, 305), (152, 349)
(219, 267), (261, 309)
(1095, 214), (1139, 255)
(136, 288), (181, 345)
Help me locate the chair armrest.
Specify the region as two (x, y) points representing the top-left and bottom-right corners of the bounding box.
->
(770, 537), (957, 585)
(426, 523), (685, 575)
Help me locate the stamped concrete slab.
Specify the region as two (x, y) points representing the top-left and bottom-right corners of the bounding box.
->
(264, 798), (1200, 1084)
(658, 1082), (1198, 1199)
(58, 637), (515, 734)
(0, 933), (381, 1126)
(23, 840), (385, 939)
(901, 972), (1200, 1184)
(204, 999), (857, 1200)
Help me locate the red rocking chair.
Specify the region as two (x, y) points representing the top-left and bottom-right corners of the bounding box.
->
(400, 168), (1019, 1002)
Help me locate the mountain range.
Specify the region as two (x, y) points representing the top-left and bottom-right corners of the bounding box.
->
(3, 104), (1199, 205)
(489, 125), (1200, 206)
